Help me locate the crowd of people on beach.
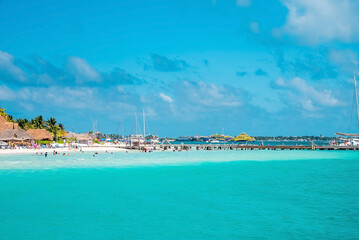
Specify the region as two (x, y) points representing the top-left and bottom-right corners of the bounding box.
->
(34, 149), (120, 157)
(34, 150), (81, 157)
(1, 142), (86, 150)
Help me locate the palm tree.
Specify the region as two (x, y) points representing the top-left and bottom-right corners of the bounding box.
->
(58, 123), (65, 131)
(47, 117), (58, 139)
(6, 115), (14, 122)
(0, 108), (6, 118)
(0, 108), (14, 122)
(47, 117), (57, 127)
(33, 115), (45, 129)
(20, 119), (34, 130)
(17, 118), (26, 129)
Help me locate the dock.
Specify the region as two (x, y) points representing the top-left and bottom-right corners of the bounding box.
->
(122, 143), (359, 151)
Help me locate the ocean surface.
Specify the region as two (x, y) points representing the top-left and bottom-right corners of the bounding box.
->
(0, 150), (358, 239)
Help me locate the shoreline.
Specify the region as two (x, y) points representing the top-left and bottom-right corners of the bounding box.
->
(1, 141), (358, 156)
(0, 146), (129, 156)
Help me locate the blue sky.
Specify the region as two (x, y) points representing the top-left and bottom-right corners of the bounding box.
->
(1, 0), (359, 137)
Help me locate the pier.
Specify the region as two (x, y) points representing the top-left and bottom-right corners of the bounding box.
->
(122, 143), (359, 151)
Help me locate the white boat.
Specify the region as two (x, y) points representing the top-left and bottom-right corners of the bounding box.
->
(128, 134), (145, 141)
(336, 76), (359, 145)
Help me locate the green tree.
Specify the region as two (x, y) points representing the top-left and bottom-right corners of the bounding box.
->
(57, 123), (66, 138)
(16, 118), (33, 130)
(6, 115), (14, 122)
(0, 108), (14, 122)
(47, 117), (58, 139)
(16, 118), (26, 129)
(58, 123), (65, 131)
(0, 108), (6, 118)
(33, 115), (45, 129)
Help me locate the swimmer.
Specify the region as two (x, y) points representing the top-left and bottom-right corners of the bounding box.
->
(44, 152), (48, 157)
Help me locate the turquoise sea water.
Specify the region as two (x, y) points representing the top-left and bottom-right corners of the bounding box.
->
(0, 150), (358, 239)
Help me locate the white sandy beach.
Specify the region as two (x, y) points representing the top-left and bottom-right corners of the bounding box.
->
(0, 145), (129, 156)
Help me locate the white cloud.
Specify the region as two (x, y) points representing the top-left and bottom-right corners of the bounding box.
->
(0, 85), (16, 100)
(0, 85), (30, 101)
(117, 85), (125, 93)
(68, 57), (101, 83)
(275, 77), (343, 111)
(159, 93), (174, 103)
(275, 78), (286, 87)
(236, 0), (251, 7)
(179, 81), (243, 107)
(19, 102), (34, 111)
(329, 49), (359, 75)
(144, 106), (157, 117)
(298, 98), (316, 111)
(290, 77), (341, 107)
(0, 86), (136, 113)
(249, 22), (259, 34)
(0, 50), (27, 82)
(278, 0), (359, 44)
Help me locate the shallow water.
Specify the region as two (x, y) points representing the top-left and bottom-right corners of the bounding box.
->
(0, 150), (358, 170)
(0, 151), (358, 239)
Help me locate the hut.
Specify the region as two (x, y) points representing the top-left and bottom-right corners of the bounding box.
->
(76, 133), (95, 145)
(0, 129), (33, 146)
(0, 115), (18, 133)
(65, 132), (95, 145)
(65, 132), (77, 140)
(27, 129), (53, 141)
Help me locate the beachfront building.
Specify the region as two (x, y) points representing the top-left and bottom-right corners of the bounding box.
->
(77, 133), (95, 145)
(26, 129), (53, 141)
(65, 132), (95, 145)
(0, 115), (19, 133)
(0, 129), (33, 146)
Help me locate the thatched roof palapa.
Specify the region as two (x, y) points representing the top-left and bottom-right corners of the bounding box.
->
(0, 115), (19, 133)
(65, 132), (77, 139)
(65, 132), (95, 141)
(27, 129), (53, 141)
(76, 134), (94, 141)
(0, 129), (33, 141)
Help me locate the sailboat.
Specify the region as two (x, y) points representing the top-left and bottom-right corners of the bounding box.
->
(127, 112), (145, 146)
(127, 109), (159, 146)
(142, 109), (160, 144)
(336, 76), (359, 146)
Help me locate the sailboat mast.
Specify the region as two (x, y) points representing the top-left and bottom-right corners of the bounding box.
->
(143, 108), (146, 137)
(354, 76), (359, 130)
(135, 112), (138, 135)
